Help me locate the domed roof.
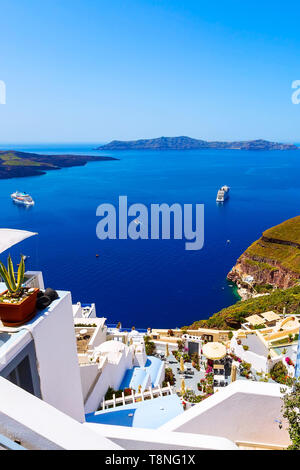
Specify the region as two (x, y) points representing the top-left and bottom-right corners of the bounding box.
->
(94, 340), (129, 355)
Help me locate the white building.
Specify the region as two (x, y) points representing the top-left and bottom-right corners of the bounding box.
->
(0, 230), (292, 450)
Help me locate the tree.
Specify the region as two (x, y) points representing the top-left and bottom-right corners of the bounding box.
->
(144, 335), (156, 355)
(281, 379), (300, 450)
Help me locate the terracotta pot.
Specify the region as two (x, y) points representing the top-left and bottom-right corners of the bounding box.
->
(0, 288), (38, 326)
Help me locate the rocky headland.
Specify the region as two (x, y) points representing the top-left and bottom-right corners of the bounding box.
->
(0, 150), (118, 179)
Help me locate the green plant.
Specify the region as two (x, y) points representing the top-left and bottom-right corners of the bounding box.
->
(145, 339), (156, 356)
(243, 345), (249, 351)
(163, 368), (175, 386)
(270, 361), (291, 384)
(0, 255), (25, 297)
(183, 390), (204, 403)
(281, 379), (300, 450)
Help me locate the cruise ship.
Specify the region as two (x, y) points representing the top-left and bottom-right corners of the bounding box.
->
(216, 185), (230, 202)
(11, 191), (35, 206)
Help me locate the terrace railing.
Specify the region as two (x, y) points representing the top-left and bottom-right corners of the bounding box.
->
(100, 382), (173, 410)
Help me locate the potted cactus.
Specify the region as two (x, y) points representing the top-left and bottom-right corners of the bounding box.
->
(0, 255), (38, 326)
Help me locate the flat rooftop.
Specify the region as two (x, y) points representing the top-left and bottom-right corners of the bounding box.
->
(241, 334), (269, 357)
(85, 394), (184, 429)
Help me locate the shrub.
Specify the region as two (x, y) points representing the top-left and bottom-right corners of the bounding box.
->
(163, 367), (175, 386)
(183, 390), (203, 403)
(243, 345), (249, 351)
(270, 361), (290, 384)
(145, 340), (156, 356)
(281, 379), (300, 449)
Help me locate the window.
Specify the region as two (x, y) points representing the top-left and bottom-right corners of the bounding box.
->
(7, 356), (34, 395)
(0, 340), (41, 398)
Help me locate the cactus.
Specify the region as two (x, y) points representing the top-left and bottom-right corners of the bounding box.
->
(0, 255), (25, 296)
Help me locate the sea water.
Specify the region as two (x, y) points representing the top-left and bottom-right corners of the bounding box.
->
(0, 143), (298, 328)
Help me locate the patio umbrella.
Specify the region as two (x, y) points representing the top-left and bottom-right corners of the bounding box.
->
(180, 356), (185, 372)
(231, 364), (237, 382)
(0, 229), (38, 254)
(180, 378), (186, 396)
(203, 342), (226, 361)
(166, 343), (169, 357)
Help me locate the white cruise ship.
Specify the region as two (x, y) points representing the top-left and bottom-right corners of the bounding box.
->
(216, 185), (230, 202)
(11, 191), (35, 206)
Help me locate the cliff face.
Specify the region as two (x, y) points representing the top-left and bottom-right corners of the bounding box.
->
(228, 255), (298, 289)
(228, 216), (300, 289)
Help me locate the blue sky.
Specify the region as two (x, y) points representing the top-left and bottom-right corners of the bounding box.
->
(0, 0), (300, 143)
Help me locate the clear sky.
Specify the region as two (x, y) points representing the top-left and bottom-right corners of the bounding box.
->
(0, 0), (300, 143)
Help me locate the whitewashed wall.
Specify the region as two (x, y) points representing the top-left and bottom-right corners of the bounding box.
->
(231, 338), (268, 372)
(84, 349), (133, 414)
(26, 291), (85, 422)
(161, 381), (290, 448)
(0, 377), (121, 450)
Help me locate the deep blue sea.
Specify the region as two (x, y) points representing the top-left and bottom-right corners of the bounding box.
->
(0, 143), (299, 328)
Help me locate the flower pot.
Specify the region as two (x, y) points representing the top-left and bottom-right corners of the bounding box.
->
(0, 288), (38, 326)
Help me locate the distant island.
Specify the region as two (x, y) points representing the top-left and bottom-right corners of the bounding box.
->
(97, 136), (298, 151)
(0, 151), (117, 179)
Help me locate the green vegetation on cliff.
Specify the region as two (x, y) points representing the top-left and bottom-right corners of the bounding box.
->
(187, 286), (300, 330)
(245, 216), (300, 275)
(0, 151), (118, 179)
(188, 216), (300, 331)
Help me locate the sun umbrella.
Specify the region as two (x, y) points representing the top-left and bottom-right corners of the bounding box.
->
(0, 229), (37, 254)
(180, 378), (186, 396)
(203, 342), (226, 360)
(231, 364), (237, 382)
(180, 356), (185, 372)
(166, 343), (169, 357)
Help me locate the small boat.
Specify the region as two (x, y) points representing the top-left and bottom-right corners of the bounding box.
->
(11, 191), (35, 206)
(216, 185), (230, 202)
